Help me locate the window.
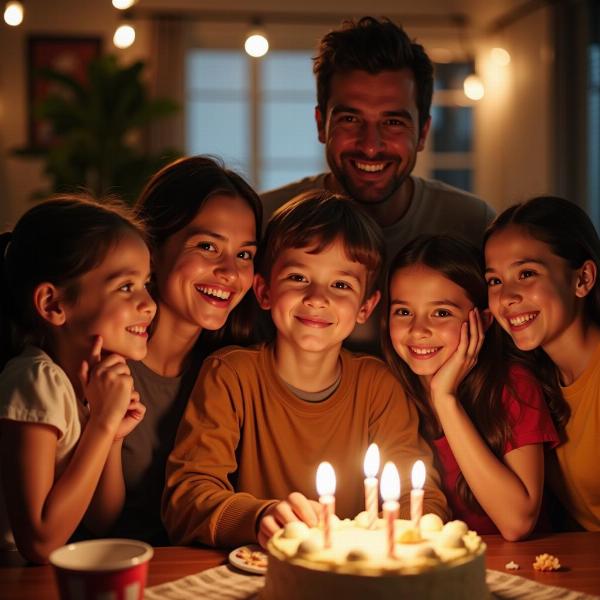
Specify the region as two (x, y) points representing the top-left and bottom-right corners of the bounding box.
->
(186, 49), (325, 192)
(186, 51), (250, 177)
(428, 62), (476, 192)
(186, 51), (475, 194)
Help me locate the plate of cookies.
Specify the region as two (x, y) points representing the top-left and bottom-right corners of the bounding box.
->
(229, 544), (268, 574)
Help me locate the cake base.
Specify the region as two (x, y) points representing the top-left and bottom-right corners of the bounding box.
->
(262, 544), (487, 600)
(261, 515), (488, 600)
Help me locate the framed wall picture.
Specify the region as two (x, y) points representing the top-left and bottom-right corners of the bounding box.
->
(27, 35), (102, 148)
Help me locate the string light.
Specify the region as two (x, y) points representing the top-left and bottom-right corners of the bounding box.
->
(112, 0), (136, 9)
(113, 23), (136, 49)
(4, 1), (24, 26)
(244, 32), (269, 58)
(463, 74), (485, 101)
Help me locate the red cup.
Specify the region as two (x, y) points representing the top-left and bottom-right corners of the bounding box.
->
(49, 538), (153, 600)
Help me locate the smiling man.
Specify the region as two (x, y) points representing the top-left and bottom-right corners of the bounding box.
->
(262, 17), (495, 354)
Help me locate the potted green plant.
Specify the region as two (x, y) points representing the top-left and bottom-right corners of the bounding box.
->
(15, 54), (180, 203)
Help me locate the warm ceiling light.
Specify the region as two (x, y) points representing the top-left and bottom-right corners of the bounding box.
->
(491, 47), (511, 66)
(244, 32), (269, 58)
(4, 1), (24, 26)
(113, 24), (136, 49)
(463, 74), (485, 101)
(112, 0), (136, 9)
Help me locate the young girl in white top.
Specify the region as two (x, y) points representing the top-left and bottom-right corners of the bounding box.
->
(0, 196), (156, 562)
(485, 196), (600, 531)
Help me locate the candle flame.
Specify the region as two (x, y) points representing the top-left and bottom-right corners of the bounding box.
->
(380, 462), (400, 502)
(316, 461), (336, 497)
(363, 443), (380, 478)
(411, 460), (426, 490)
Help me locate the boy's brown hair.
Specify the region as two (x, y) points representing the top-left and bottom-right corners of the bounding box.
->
(257, 190), (385, 298)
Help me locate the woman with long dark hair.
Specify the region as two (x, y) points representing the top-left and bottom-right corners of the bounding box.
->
(111, 156), (263, 544)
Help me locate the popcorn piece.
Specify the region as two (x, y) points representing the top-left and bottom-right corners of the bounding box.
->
(505, 560), (519, 570)
(533, 553), (561, 571)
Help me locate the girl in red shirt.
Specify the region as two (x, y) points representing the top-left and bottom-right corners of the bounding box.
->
(382, 235), (567, 539)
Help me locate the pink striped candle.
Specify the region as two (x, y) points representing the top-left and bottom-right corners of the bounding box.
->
(383, 500), (399, 558)
(380, 462), (401, 559)
(320, 496), (334, 548)
(410, 460), (426, 526)
(316, 462), (336, 549)
(363, 443), (380, 529)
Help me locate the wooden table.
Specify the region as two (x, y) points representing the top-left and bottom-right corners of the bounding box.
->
(2, 532), (599, 599)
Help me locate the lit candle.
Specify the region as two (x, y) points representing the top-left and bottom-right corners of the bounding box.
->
(363, 443), (380, 529)
(316, 461), (336, 549)
(411, 460), (426, 526)
(380, 462), (400, 558)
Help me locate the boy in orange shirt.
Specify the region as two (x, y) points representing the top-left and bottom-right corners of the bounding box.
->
(163, 190), (448, 548)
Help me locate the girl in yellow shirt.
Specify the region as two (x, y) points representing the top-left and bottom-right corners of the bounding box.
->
(484, 195), (600, 531)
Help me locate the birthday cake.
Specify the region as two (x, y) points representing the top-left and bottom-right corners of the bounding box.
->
(262, 513), (487, 599)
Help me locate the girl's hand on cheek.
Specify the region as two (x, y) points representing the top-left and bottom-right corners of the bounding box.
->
(430, 308), (484, 403)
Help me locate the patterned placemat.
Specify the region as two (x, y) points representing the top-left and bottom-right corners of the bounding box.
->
(144, 565), (600, 600)
(486, 569), (598, 600)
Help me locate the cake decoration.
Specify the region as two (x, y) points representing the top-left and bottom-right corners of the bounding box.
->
(261, 513), (488, 600)
(261, 453), (486, 598)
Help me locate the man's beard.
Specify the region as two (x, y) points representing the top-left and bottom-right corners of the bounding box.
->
(328, 153), (414, 206)
(338, 172), (403, 206)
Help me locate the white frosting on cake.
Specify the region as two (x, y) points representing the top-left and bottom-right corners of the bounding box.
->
(261, 513), (488, 600)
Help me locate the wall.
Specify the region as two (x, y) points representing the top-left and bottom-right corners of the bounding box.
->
(474, 5), (554, 212)
(0, 0), (557, 226)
